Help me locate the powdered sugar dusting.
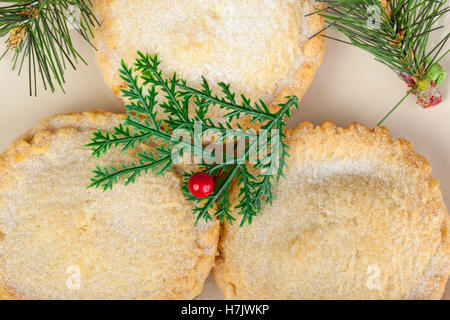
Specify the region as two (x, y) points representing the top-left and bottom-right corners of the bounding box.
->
(219, 157), (447, 299)
(0, 121), (217, 299)
(94, 0), (313, 103)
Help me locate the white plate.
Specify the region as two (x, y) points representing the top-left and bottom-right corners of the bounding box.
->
(0, 27), (448, 300)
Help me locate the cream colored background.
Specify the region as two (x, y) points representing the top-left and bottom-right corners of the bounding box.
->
(0, 25), (448, 299)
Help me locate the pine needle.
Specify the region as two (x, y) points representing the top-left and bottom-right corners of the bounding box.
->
(0, 0), (99, 95)
(311, 0), (449, 121)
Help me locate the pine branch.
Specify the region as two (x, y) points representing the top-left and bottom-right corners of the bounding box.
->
(88, 53), (298, 226)
(311, 0), (449, 119)
(0, 0), (99, 95)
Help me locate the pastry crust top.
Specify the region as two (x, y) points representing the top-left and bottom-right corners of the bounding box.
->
(0, 110), (219, 300)
(214, 121), (450, 300)
(92, 0), (325, 126)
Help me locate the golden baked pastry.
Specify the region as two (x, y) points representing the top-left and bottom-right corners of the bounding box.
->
(92, 0), (325, 124)
(0, 111), (219, 300)
(214, 121), (450, 300)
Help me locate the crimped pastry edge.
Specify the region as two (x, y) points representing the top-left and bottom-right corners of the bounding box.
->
(213, 121), (450, 300)
(92, 0), (326, 131)
(0, 110), (220, 300)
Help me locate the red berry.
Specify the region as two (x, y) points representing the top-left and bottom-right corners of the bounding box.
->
(188, 173), (214, 198)
(400, 72), (416, 89)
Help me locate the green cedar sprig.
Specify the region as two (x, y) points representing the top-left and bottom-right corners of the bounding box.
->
(87, 52), (298, 226)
